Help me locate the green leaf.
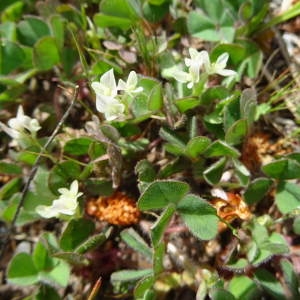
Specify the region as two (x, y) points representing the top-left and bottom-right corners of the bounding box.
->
(240, 88), (256, 128)
(75, 228), (111, 254)
(280, 259), (300, 299)
(93, 13), (133, 29)
(33, 36), (60, 71)
(24, 167), (56, 210)
(211, 44), (246, 65)
(17, 17), (50, 46)
(41, 259), (70, 287)
(36, 284), (61, 300)
(228, 276), (258, 300)
(260, 233), (289, 255)
(57, 4), (85, 28)
(134, 275), (155, 299)
(0, 161), (22, 174)
(187, 9), (235, 42)
(121, 228), (152, 259)
(7, 253), (39, 286)
(60, 218), (95, 251)
(211, 288), (235, 300)
(262, 158), (300, 180)
(0, 41), (25, 74)
(177, 194), (218, 240)
(226, 258), (248, 271)
(49, 14), (65, 50)
(0, 21), (16, 41)
(204, 140), (240, 158)
(153, 242), (165, 275)
(64, 137), (93, 156)
(148, 83), (163, 111)
(48, 161), (81, 195)
(185, 136), (211, 158)
(244, 178), (273, 205)
(232, 158), (250, 186)
(175, 97), (200, 113)
(223, 95), (240, 133)
(94, 0), (138, 30)
(33, 241), (55, 271)
(138, 180), (189, 210)
(135, 160), (156, 183)
(236, 40), (262, 78)
(52, 252), (89, 267)
(143, 2), (170, 23)
(151, 205), (176, 247)
(254, 269), (285, 300)
(275, 181), (300, 214)
(203, 157), (227, 185)
(111, 269), (153, 283)
(225, 119), (248, 145)
(0, 177), (22, 200)
(293, 217), (300, 235)
(159, 127), (186, 150)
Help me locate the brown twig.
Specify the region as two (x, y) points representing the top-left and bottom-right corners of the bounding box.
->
(0, 85), (79, 260)
(87, 277), (102, 300)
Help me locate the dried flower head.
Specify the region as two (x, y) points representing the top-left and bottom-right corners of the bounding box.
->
(86, 192), (140, 226)
(211, 192), (252, 231)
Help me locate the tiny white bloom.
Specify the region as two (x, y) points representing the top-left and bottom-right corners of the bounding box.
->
(0, 106), (41, 146)
(170, 48), (205, 89)
(36, 180), (83, 218)
(202, 52), (236, 77)
(117, 71), (143, 95)
(91, 69), (125, 121)
(91, 69), (118, 98)
(100, 97), (125, 121)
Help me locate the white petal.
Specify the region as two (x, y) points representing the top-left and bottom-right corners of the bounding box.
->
(0, 122), (19, 139)
(201, 51), (211, 72)
(132, 86), (143, 93)
(36, 205), (59, 218)
(28, 119), (41, 133)
(96, 95), (113, 113)
(70, 180), (79, 194)
(52, 198), (77, 215)
(188, 48), (200, 60)
(216, 69), (237, 77)
(172, 70), (191, 83)
(117, 79), (127, 91)
(100, 69), (117, 97)
(104, 100), (125, 121)
(91, 82), (103, 94)
(16, 106), (25, 118)
(187, 82), (194, 89)
(216, 53), (229, 69)
(127, 71), (138, 87)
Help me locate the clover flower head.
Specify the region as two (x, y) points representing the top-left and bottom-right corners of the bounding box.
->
(117, 71), (143, 95)
(0, 106), (41, 146)
(36, 180), (83, 218)
(91, 69), (125, 121)
(170, 48), (206, 89)
(202, 52), (236, 77)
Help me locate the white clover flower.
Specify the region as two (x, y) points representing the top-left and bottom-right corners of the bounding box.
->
(91, 69), (118, 98)
(0, 106), (41, 146)
(170, 48), (205, 89)
(36, 180), (83, 218)
(202, 51), (236, 77)
(117, 71), (143, 95)
(91, 69), (125, 121)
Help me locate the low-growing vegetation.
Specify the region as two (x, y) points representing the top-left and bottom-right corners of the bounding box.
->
(1, 0), (300, 299)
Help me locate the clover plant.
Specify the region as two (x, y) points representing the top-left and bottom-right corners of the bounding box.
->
(1, 0), (300, 299)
